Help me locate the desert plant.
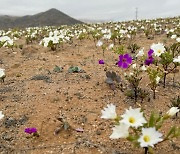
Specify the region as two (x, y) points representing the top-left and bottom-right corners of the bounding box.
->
(169, 96), (180, 116)
(125, 69), (142, 102)
(147, 68), (162, 99)
(113, 45), (125, 55)
(127, 43), (140, 53)
(105, 71), (121, 90)
(101, 104), (180, 154)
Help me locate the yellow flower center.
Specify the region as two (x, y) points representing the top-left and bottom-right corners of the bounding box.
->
(143, 135), (150, 142)
(157, 49), (161, 53)
(129, 117), (136, 124)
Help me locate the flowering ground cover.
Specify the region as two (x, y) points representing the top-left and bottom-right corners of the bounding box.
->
(0, 17), (179, 153)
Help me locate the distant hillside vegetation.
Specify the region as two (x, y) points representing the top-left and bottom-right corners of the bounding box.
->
(0, 8), (83, 29)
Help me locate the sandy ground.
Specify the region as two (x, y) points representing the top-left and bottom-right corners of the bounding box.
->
(0, 33), (179, 154)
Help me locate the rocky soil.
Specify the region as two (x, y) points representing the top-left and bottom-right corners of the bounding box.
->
(0, 34), (179, 154)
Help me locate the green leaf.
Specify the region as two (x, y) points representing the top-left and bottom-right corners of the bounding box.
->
(148, 112), (156, 127)
(156, 120), (164, 130)
(174, 127), (180, 137)
(63, 122), (70, 130)
(148, 147), (154, 154)
(53, 65), (63, 73)
(68, 66), (82, 73)
(111, 71), (116, 80)
(126, 136), (135, 142)
(127, 135), (139, 142)
(165, 126), (176, 139)
(160, 51), (173, 65)
(156, 115), (162, 123)
(106, 71), (112, 78)
(105, 78), (113, 84)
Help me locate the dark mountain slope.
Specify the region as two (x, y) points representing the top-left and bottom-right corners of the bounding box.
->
(0, 8), (82, 29)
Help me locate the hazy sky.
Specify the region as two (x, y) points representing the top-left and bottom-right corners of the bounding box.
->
(0, 0), (180, 21)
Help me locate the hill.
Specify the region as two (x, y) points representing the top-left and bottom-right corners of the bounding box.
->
(0, 8), (83, 29)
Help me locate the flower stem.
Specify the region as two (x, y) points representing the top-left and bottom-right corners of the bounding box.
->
(134, 87), (138, 102)
(144, 147), (148, 154)
(172, 73), (175, 87)
(153, 89), (156, 99)
(163, 73), (167, 88)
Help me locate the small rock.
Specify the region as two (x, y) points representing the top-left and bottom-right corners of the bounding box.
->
(31, 75), (51, 83)
(2, 133), (13, 141)
(96, 130), (101, 135)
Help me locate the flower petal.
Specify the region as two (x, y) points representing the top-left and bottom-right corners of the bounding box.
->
(110, 123), (129, 139)
(117, 60), (123, 67)
(119, 55), (124, 61)
(148, 49), (154, 56)
(126, 57), (132, 64)
(122, 62), (128, 68)
(124, 54), (130, 59)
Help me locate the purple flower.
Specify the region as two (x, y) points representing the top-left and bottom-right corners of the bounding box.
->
(99, 59), (105, 64)
(25, 128), (37, 134)
(148, 49), (154, 57)
(117, 54), (132, 69)
(145, 57), (154, 66)
(145, 49), (154, 66)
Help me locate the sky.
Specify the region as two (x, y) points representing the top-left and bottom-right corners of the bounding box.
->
(0, 0), (180, 21)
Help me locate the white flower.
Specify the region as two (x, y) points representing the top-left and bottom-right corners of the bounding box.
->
(52, 36), (59, 44)
(129, 72), (134, 76)
(108, 44), (114, 50)
(65, 36), (70, 41)
(0, 111), (4, 120)
(0, 36), (14, 47)
(155, 76), (160, 84)
(176, 37), (180, 42)
(141, 65), (147, 71)
(110, 123), (129, 139)
(127, 34), (131, 38)
(171, 35), (177, 39)
(119, 29), (127, 34)
(136, 48), (144, 57)
(101, 29), (108, 34)
(41, 37), (51, 47)
(173, 56), (180, 63)
(151, 43), (165, 57)
(138, 127), (163, 147)
(96, 40), (103, 47)
(120, 107), (147, 128)
(0, 36), (11, 42)
(169, 29), (174, 33)
(49, 31), (53, 37)
(132, 64), (137, 69)
(0, 68), (5, 78)
(101, 104), (117, 119)
(167, 107), (179, 117)
(103, 33), (111, 40)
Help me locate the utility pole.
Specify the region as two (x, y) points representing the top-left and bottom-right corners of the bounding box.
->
(135, 7), (138, 20)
